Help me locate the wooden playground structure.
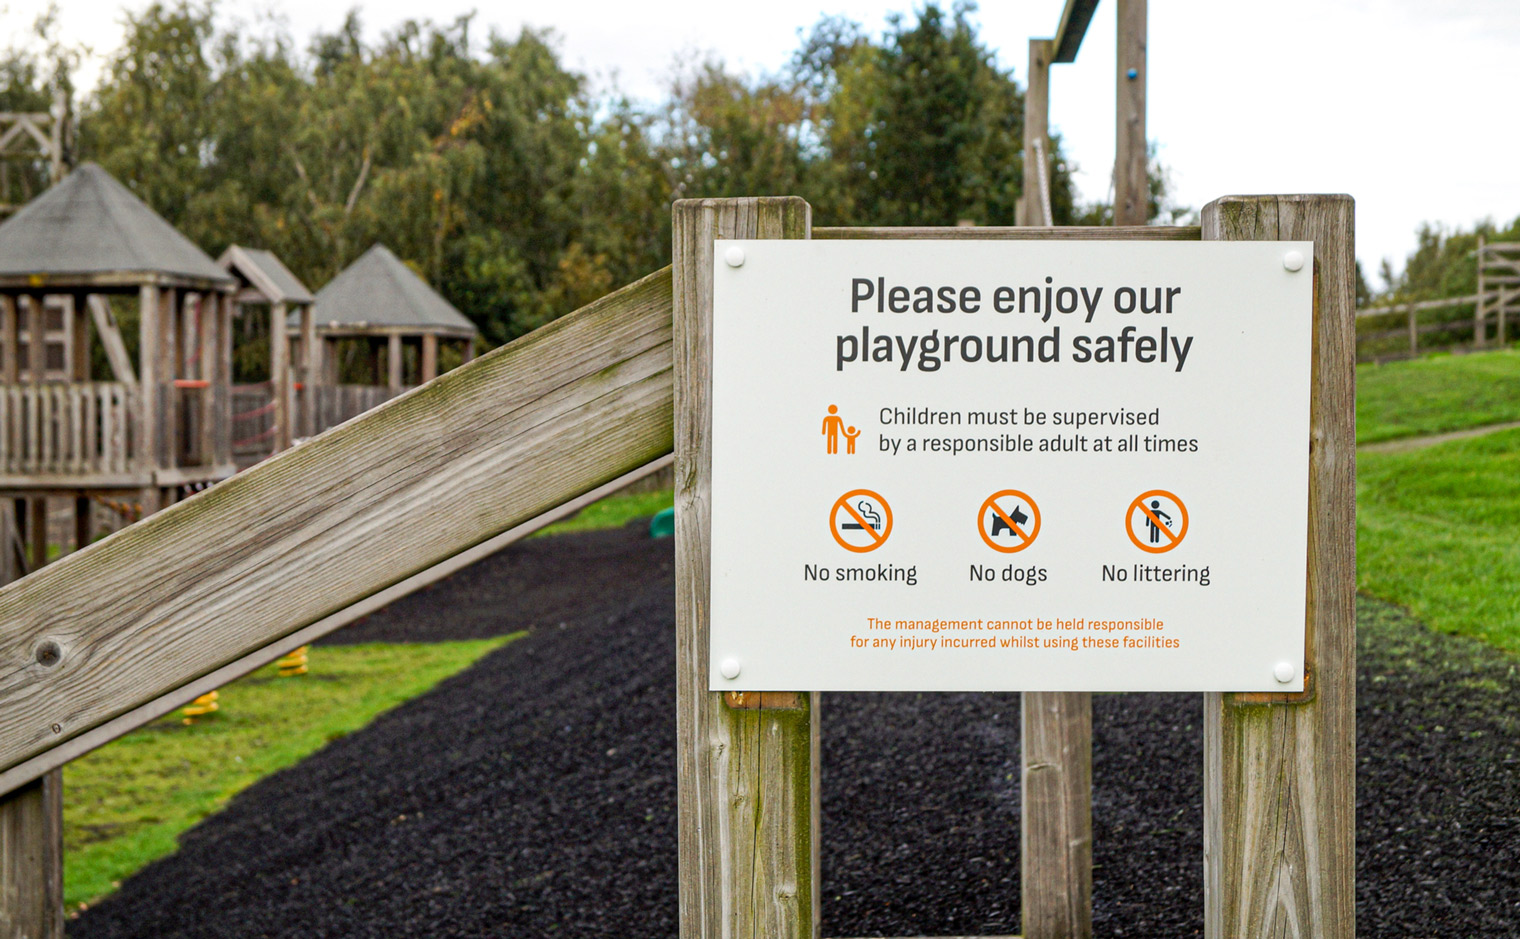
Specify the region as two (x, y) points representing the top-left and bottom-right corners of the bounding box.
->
(0, 191), (1355, 939)
(0, 2), (1356, 936)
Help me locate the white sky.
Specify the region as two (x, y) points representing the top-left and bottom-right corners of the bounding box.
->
(4, 0), (1520, 285)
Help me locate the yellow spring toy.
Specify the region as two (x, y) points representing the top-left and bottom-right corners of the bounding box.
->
(181, 690), (219, 724)
(277, 646), (309, 677)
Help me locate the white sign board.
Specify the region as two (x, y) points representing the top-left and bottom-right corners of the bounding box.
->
(710, 240), (1313, 693)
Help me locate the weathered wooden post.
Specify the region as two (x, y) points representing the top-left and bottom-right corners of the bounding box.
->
(1201, 194), (1356, 939)
(0, 500), (63, 939)
(674, 196), (818, 939)
(1114, 0), (1148, 227)
(1021, 38), (1054, 228)
(0, 771), (63, 939)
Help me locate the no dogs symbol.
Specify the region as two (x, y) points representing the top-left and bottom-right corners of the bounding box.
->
(978, 490), (1040, 553)
(831, 489), (893, 553)
(1127, 490), (1188, 553)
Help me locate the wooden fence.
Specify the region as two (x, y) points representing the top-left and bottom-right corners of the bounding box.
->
(0, 195), (1353, 939)
(233, 383), (404, 464)
(1357, 241), (1520, 361)
(0, 383), (135, 477)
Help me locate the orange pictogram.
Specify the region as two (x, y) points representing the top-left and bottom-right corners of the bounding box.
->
(823, 404), (860, 455)
(830, 489), (893, 552)
(1127, 490), (1188, 553)
(978, 490), (1041, 553)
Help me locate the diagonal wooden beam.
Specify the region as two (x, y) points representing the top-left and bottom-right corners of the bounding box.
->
(0, 266), (674, 791)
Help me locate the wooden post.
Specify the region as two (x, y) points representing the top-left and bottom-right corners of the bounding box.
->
(269, 301), (290, 451)
(1022, 692), (1093, 939)
(1114, 0), (1148, 227)
(421, 333), (438, 384)
(387, 333), (403, 392)
(1474, 236), (1486, 348)
(28, 499), (45, 571)
(138, 284), (160, 474)
(1020, 42), (1094, 935)
(199, 294), (217, 464)
(0, 769), (63, 939)
(0, 479), (63, 939)
(1407, 301), (1417, 356)
(674, 197), (817, 939)
(1022, 39), (1054, 228)
(68, 295), (88, 382)
(26, 296), (45, 382)
(300, 306), (317, 437)
(216, 294), (233, 468)
(1, 297), (16, 384)
(158, 289), (178, 470)
(1201, 194), (1355, 939)
(461, 337), (475, 364)
(74, 495), (90, 551)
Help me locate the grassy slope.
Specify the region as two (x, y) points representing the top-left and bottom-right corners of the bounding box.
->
(1358, 429), (1520, 655)
(65, 638), (512, 910)
(1357, 348), (1520, 444)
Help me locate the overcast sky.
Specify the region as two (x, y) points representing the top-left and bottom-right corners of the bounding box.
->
(4, 0), (1518, 285)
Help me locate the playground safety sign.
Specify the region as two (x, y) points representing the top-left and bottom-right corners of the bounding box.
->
(708, 240), (1314, 692)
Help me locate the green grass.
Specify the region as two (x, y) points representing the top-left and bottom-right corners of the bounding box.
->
(1357, 348), (1520, 444)
(64, 637), (513, 911)
(538, 487), (672, 536)
(1357, 428), (1520, 655)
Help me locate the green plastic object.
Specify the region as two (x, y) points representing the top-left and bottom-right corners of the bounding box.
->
(649, 506), (676, 539)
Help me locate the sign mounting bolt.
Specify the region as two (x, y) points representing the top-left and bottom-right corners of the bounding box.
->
(720, 657), (741, 679)
(1273, 661), (1297, 683)
(1282, 250), (1305, 272)
(724, 246), (746, 269)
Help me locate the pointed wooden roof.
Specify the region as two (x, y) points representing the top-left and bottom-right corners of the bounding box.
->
(0, 163), (233, 290)
(302, 243), (476, 337)
(218, 245), (315, 305)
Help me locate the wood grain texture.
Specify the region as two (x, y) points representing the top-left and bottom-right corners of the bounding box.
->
(814, 226), (1198, 241)
(0, 455), (673, 797)
(1021, 40), (1053, 228)
(0, 771), (62, 939)
(1022, 690), (1092, 939)
(674, 197), (818, 939)
(1200, 194), (1356, 939)
(1114, 0), (1148, 227)
(0, 266), (675, 786)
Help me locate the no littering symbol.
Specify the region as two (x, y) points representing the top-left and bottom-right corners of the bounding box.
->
(831, 489), (893, 553)
(1127, 490), (1188, 553)
(978, 490), (1040, 553)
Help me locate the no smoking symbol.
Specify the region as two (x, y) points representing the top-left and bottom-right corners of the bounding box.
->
(831, 489), (893, 553)
(978, 490), (1040, 553)
(1127, 490), (1188, 553)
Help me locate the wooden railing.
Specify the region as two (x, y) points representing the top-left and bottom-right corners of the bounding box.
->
(0, 264), (673, 792)
(0, 382), (136, 477)
(306, 384), (404, 437)
(234, 384), (407, 464)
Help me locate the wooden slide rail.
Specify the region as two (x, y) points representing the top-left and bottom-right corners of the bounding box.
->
(0, 264), (674, 790)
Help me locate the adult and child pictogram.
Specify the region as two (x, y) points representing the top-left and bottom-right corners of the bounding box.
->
(823, 404), (861, 454)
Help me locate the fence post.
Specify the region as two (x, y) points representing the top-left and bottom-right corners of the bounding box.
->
(0, 531), (63, 939)
(1475, 235), (1487, 348)
(1200, 194), (1356, 939)
(674, 197), (818, 939)
(1406, 301), (1417, 355)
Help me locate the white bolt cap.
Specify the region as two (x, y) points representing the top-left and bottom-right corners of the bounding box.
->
(1273, 661), (1297, 683)
(1283, 250), (1305, 272)
(720, 657), (741, 679)
(724, 245), (746, 268)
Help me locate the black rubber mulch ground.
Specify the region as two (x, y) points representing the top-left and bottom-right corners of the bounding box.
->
(72, 522), (1520, 937)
